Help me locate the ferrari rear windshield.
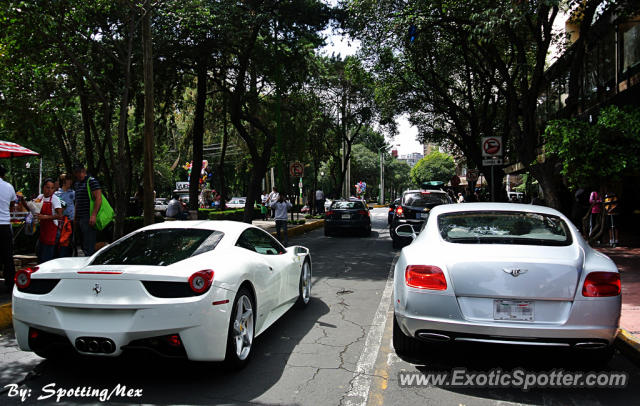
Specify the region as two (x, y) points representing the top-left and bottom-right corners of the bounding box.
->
(91, 229), (224, 266)
(437, 211), (572, 246)
(403, 192), (450, 207)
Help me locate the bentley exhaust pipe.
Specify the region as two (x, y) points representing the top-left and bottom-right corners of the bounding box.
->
(417, 332), (451, 342)
(574, 341), (608, 349)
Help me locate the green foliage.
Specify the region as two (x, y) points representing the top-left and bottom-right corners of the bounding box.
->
(544, 106), (640, 188)
(409, 151), (455, 186)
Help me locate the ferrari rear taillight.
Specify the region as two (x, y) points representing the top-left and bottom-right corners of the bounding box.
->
(396, 206), (404, 217)
(188, 270), (214, 294)
(15, 267), (39, 290)
(405, 265), (447, 290)
(166, 334), (182, 347)
(582, 272), (620, 297)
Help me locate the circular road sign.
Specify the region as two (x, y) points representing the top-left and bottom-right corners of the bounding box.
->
(483, 137), (501, 156)
(289, 162), (304, 177)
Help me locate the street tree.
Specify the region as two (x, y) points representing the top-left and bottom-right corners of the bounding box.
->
(409, 151), (455, 186)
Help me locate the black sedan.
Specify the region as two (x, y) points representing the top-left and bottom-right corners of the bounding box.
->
(389, 189), (451, 248)
(324, 200), (371, 237)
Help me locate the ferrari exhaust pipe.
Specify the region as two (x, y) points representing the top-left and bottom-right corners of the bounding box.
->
(75, 338), (88, 352)
(87, 339), (100, 352)
(100, 339), (115, 354)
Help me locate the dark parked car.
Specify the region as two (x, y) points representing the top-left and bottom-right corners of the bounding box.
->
(389, 189), (451, 248)
(324, 200), (371, 237)
(388, 198), (401, 225)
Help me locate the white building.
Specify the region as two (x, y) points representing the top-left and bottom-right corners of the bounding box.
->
(398, 152), (423, 167)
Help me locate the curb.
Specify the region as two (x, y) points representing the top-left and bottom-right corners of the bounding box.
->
(615, 329), (640, 365)
(0, 302), (11, 330)
(270, 220), (325, 239)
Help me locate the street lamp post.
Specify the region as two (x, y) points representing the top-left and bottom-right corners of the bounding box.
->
(378, 144), (400, 205)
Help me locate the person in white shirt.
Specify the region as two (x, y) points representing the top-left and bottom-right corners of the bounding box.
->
(266, 187), (279, 220)
(270, 194), (292, 246)
(34, 179), (63, 264)
(0, 164), (17, 290)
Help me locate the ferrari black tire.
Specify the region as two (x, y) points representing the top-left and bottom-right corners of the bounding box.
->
(224, 287), (255, 370)
(393, 314), (424, 359)
(296, 259), (312, 307)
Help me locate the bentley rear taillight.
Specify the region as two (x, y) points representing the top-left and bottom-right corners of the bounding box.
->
(395, 206), (404, 217)
(405, 265), (447, 290)
(188, 270), (214, 294)
(582, 272), (620, 297)
(358, 210), (369, 216)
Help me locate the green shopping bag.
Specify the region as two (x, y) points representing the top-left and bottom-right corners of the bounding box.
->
(88, 179), (114, 230)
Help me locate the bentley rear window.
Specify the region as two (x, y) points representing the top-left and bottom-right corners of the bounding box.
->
(437, 211), (572, 246)
(91, 229), (223, 266)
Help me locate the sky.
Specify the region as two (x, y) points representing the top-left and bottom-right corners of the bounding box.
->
(318, 28), (424, 157)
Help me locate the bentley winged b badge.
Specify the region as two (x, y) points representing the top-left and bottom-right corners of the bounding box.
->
(503, 268), (528, 277)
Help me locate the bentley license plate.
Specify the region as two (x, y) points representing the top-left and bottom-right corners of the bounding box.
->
(342, 214), (351, 219)
(493, 300), (534, 321)
(420, 213), (429, 219)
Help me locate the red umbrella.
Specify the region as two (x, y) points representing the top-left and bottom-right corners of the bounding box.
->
(0, 140), (42, 193)
(0, 140), (40, 158)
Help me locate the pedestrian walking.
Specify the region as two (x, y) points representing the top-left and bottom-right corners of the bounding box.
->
(270, 194), (292, 246)
(0, 164), (16, 291)
(266, 187), (279, 220)
(589, 189), (602, 238)
(315, 188), (325, 214)
(73, 164), (103, 256)
(55, 173), (75, 258)
(35, 179), (63, 264)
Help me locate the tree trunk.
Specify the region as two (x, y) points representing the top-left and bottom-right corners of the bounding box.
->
(217, 97), (229, 207)
(142, 3), (155, 226)
(52, 115), (73, 174)
(78, 84), (96, 174)
(113, 11), (135, 239)
(190, 55), (207, 211)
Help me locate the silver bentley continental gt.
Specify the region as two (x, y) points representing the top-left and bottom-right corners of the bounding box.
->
(393, 203), (621, 362)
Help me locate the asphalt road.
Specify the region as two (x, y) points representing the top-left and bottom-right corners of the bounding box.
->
(0, 208), (639, 405)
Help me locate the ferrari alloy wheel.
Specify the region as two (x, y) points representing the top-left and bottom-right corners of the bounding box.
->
(225, 287), (255, 369)
(297, 260), (312, 306)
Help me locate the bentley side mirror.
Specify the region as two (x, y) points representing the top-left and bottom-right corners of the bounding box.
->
(395, 224), (417, 240)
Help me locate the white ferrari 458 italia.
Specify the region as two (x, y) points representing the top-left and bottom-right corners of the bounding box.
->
(12, 220), (312, 368)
